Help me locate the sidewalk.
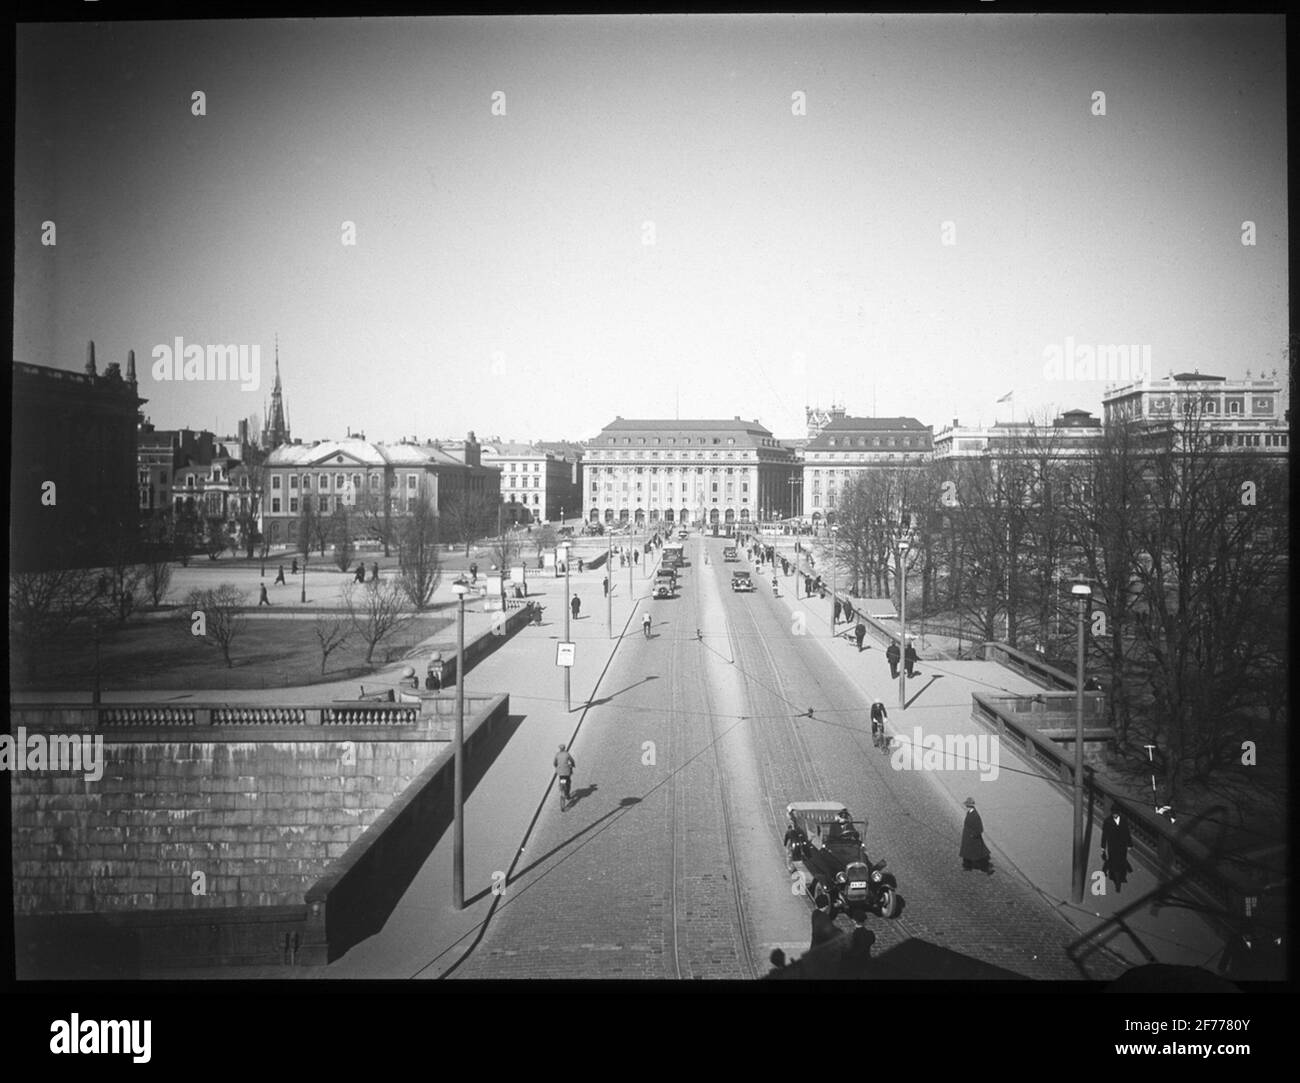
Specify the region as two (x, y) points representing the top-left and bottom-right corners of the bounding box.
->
(769, 552), (1228, 974)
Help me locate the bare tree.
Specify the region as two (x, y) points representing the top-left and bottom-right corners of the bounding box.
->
(356, 485), (396, 557)
(442, 490), (496, 556)
(312, 614), (351, 675)
(342, 578), (413, 664)
(398, 478), (442, 609)
(532, 524), (558, 559)
(141, 513), (175, 606)
(9, 568), (100, 680)
(182, 584), (248, 668)
(236, 462), (266, 561)
(331, 504), (355, 572)
(204, 516), (230, 561)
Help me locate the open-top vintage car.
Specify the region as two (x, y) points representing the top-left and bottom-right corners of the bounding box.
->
(784, 801), (903, 924)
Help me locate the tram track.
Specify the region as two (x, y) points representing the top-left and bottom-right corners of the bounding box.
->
(665, 538), (758, 980)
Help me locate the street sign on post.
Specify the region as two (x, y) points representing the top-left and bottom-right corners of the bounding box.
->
(556, 642), (576, 667)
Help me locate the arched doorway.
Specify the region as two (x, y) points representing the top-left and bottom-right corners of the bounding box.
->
(664, 508), (675, 524)
(724, 508), (735, 525)
(634, 509), (645, 526)
(739, 508), (750, 523)
(709, 508), (720, 525)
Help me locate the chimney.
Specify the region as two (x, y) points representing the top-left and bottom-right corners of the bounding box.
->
(85, 340), (97, 376)
(126, 349), (136, 383)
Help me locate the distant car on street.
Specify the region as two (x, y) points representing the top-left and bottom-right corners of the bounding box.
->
(731, 570), (754, 592)
(653, 574), (676, 599)
(723, 546), (739, 562)
(677, 529), (689, 540)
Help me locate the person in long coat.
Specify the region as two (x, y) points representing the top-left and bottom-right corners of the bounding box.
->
(960, 797), (991, 873)
(855, 621), (867, 652)
(886, 641), (901, 678)
(1101, 807), (1133, 893)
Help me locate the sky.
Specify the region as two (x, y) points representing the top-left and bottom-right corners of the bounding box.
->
(14, 13), (1288, 445)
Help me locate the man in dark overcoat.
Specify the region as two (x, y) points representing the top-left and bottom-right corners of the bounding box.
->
(1101, 807), (1133, 893)
(960, 797), (991, 873)
(886, 641), (901, 678)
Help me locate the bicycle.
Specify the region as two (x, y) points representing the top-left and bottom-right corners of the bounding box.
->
(558, 773), (572, 811)
(642, 615), (652, 639)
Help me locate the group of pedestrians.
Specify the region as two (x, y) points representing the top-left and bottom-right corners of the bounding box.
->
(885, 640), (919, 679)
(260, 558), (380, 605)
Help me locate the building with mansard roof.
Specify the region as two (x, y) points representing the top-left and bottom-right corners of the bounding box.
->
(583, 417), (799, 529)
(801, 415), (933, 522)
(262, 432), (499, 547)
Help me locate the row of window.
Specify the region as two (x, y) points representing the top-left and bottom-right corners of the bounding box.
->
(270, 472), (427, 492)
(1212, 433), (1288, 447)
(823, 436), (926, 449)
(592, 449), (768, 461)
(267, 495), (425, 515)
(507, 477), (542, 488)
(1147, 397), (1273, 415)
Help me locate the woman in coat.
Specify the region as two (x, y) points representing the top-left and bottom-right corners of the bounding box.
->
(1101, 807), (1133, 892)
(960, 797), (992, 873)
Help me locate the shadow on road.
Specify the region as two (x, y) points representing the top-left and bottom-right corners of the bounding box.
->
(585, 675), (659, 709)
(903, 674), (942, 708)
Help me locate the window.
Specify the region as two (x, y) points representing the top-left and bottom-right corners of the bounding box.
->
(319, 475), (330, 491)
(352, 474), (362, 490)
(533, 478), (539, 487)
(302, 475), (312, 491)
(289, 497), (299, 513)
(407, 475), (417, 490)
(320, 496), (329, 512)
(336, 473), (346, 488)
(187, 474), (196, 487)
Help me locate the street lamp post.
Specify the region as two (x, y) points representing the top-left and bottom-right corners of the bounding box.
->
(300, 552), (308, 604)
(830, 520), (837, 639)
(451, 579), (470, 909)
(563, 546), (572, 711)
(898, 540), (910, 710)
(1071, 582), (1092, 904)
(607, 532), (613, 637)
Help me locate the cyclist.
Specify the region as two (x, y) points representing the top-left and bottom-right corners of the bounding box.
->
(642, 612), (652, 639)
(554, 743), (576, 811)
(870, 701), (889, 749)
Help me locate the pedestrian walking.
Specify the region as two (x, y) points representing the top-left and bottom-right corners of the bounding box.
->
(274, 564), (286, 585)
(886, 641), (901, 679)
(904, 641), (919, 678)
(371, 562), (379, 582)
(571, 595), (581, 619)
(634, 549), (639, 565)
(833, 599), (843, 625)
(1101, 806), (1133, 893)
(855, 621), (867, 652)
(258, 582), (270, 606)
(960, 797), (992, 873)
(470, 562), (478, 583)
(602, 576), (609, 597)
(291, 558), (298, 575)
(843, 601), (854, 623)
(578, 558), (585, 573)
(354, 564), (366, 583)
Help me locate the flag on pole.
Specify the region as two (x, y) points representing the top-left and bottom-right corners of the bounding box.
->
(996, 391), (1014, 403)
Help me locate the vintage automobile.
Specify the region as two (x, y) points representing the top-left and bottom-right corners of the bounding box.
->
(653, 573), (676, 599)
(723, 546), (739, 562)
(784, 801), (903, 924)
(731, 570), (755, 592)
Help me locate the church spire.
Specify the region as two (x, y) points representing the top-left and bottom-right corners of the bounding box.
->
(261, 334), (291, 451)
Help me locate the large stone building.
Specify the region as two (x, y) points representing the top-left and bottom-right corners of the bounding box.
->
(801, 415), (933, 521)
(11, 342), (145, 570)
(262, 433), (499, 546)
(1101, 370), (1290, 455)
(931, 409), (1103, 460)
(583, 417), (798, 528)
(480, 440), (583, 524)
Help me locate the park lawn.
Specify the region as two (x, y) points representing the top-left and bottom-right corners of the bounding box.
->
(14, 614), (452, 693)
